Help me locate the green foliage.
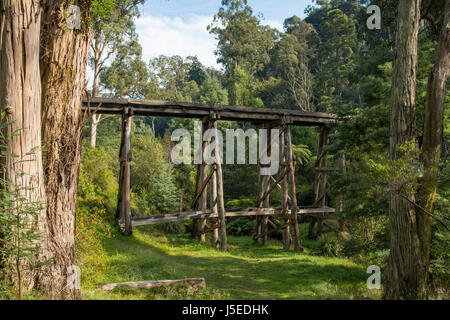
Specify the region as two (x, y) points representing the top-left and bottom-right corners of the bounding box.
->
(208, 0), (277, 75)
(76, 147), (116, 285)
(100, 32), (149, 99)
(76, 205), (112, 286)
(0, 113), (45, 299)
(292, 144), (312, 165)
(0, 176), (45, 300)
(226, 218), (255, 237)
(131, 132), (179, 216)
(313, 233), (344, 257)
(78, 148), (118, 215)
(226, 198), (255, 209)
(199, 75), (229, 105)
(270, 19), (318, 111)
(429, 231), (450, 294)
(90, 0), (117, 28)
(227, 67), (264, 107)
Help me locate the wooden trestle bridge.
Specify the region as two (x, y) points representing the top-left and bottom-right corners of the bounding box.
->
(82, 97), (339, 252)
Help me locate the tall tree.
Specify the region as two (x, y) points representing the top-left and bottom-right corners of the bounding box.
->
(208, 0), (277, 76)
(38, 1), (92, 299)
(100, 35), (149, 99)
(89, 0), (144, 148)
(416, 0), (449, 295)
(316, 9), (357, 107)
(0, 0), (46, 292)
(199, 75), (229, 105)
(273, 19), (317, 112)
(384, 0), (424, 300)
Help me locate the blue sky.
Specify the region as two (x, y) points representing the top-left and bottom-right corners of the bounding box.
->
(142, 0), (311, 21)
(135, 0), (315, 68)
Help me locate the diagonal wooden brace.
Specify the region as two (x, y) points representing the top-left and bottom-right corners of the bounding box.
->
(312, 183), (334, 207)
(256, 168), (289, 207)
(191, 165), (217, 209)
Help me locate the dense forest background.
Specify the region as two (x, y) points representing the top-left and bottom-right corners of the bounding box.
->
(1, 0), (447, 300)
(74, 0), (449, 297)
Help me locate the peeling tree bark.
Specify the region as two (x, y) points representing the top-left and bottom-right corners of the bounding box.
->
(416, 0), (450, 294)
(384, 0), (424, 300)
(38, 1), (91, 299)
(0, 0), (47, 291)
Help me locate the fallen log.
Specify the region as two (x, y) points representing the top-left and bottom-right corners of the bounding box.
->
(100, 278), (206, 292)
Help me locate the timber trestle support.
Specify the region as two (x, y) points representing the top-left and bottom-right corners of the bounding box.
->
(83, 98), (339, 251)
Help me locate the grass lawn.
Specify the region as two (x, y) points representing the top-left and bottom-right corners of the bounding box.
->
(81, 226), (382, 300)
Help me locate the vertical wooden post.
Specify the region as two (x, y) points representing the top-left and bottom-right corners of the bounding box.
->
(310, 126), (329, 239)
(255, 124), (269, 245)
(210, 134), (219, 247)
(286, 124), (302, 252)
(261, 176), (269, 245)
(192, 166), (201, 239)
(320, 128), (329, 208)
(212, 119), (227, 251)
(254, 175), (263, 243)
(337, 150), (347, 213)
(262, 127), (272, 245)
(193, 120), (208, 242)
(310, 127), (322, 239)
(280, 128), (291, 250)
(116, 107), (133, 235)
(255, 174), (269, 244)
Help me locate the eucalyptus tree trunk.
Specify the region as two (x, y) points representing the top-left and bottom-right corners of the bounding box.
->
(416, 0), (450, 291)
(89, 46), (102, 148)
(38, 1), (91, 299)
(0, 0), (46, 291)
(384, 0), (424, 300)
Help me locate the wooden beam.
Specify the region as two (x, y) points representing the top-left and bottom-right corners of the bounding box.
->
(116, 108), (132, 235)
(101, 278), (206, 292)
(279, 128), (291, 250)
(212, 119), (228, 251)
(256, 168), (289, 207)
(131, 207), (336, 226)
(82, 98), (338, 127)
(210, 163), (219, 247)
(270, 175), (292, 202)
(192, 121), (209, 242)
(191, 165), (216, 209)
(312, 183), (334, 207)
(286, 126), (302, 252)
(311, 126), (330, 238)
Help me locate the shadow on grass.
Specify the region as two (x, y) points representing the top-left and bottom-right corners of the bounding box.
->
(98, 230), (371, 300)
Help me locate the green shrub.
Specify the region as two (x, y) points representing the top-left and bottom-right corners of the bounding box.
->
(429, 231), (450, 294)
(313, 233), (344, 257)
(76, 148), (116, 285)
(75, 205), (112, 286)
(78, 148), (118, 217)
(226, 198), (255, 209)
(0, 113), (46, 299)
(227, 217), (255, 236)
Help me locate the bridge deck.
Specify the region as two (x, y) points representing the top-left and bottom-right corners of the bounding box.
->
(82, 98), (338, 126)
(132, 207), (336, 227)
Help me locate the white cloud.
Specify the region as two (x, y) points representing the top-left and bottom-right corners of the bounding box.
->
(265, 19), (284, 32)
(135, 14), (220, 68)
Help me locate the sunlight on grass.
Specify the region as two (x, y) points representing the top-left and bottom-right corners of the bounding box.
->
(81, 228), (382, 300)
